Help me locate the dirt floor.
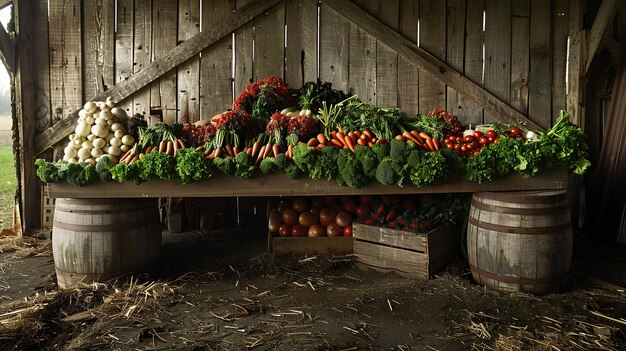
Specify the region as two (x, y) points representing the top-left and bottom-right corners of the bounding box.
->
(0, 228), (624, 351)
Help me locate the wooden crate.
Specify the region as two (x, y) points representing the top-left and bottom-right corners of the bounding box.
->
(41, 185), (56, 227)
(270, 236), (354, 256)
(353, 223), (459, 279)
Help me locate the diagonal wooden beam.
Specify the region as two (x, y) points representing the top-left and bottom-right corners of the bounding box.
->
(585, 0), (618, 73)
(0, 21), (14, 73)
(0, 0), (11, 11)
(325, 0), (542, 131)
(34, 0), (282, 156)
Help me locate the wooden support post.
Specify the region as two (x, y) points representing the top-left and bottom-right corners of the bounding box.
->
(585, 0), (618, 74)
(567, 0), (585, 126)
(14, 0), (40, 234)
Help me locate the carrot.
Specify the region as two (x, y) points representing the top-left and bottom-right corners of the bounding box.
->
(178, 139), (186, 149)
(395, 135), (405, 141)
(129, 154), (140, 164)
(432, 138), (440, 151)
(376, 138), (388, 144)
(195, 145), (205, 152)
(173, 139), (179, 157)
(204, 145), (213, 156)
(307, 138), (319, 147)
(371, 137), (377, 143)
(424, 138), (435, 151)
(272, 144), (281, 158)
(357, 138), (367, 146)
(363, 130), (373, 140)
(139, 153), (145, 160)
(336, 132), (347, 146)
(251, 141), (261, 158)
(367, 141), (374, 147)
(330, 138), (343, 148)
(263, 142), (272, 159)
(159, 140), (167, 153)
(347, 131), (356, 142)
(316, 144), (325, 151)
(256, 145), (267, 163)
(287, 144), (294, 159)
(403, 131), (420, 144)
(419, 131), (431, 141)
(120, 150), (132, 163)
(225, 144), (234, 157)
(233, 145), (240, 155)
(166, 140), (173, 155)
(410, 130), (425, 143)
(353, 130), (361, 139)
(317, 133), (328, 145)
(345, 135), (355, 152)
(331, 130), (337, 139)
(214, 146), (222, 158)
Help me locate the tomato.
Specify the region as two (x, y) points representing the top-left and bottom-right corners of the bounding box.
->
(319, 207), (337, 226)
(454, 144), (461, 151)
(488, 137), (494, 143)
(342, 198), (359, 214)
(335, 211), (353, 227)
(268, 209), (283, 233)
(461, 145), (468, 152)
(479, 137), (489, 145)
(279, 224), (292, 237)
(299, 211), (319, 227)
(494, 137), (500, 144)
(473, 130), (484, 139)
(331, 203), (343, 213)
(326, 223), (342, 237)
(486, 130), (497, 138)
(464, 135), (475, 143)
(510, 127), (522, 137)
(277, 201), (290, 213)
(308, 224), (326, 237)
(292, 224), (308, 237)
(474, 151), (480, 156)
(447, 143), (454, 149)
(359, 195), (375, 205)
(342, 225), (353, 237)
(355, 204), (371, 218)
(309, 207), (321, 217)
(291, 197), (309, 213)
(282, 208), (299, 226)
(466, 143), (475, 151)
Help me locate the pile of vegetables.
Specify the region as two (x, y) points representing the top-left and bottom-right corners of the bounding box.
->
(36, 77), (590, 188)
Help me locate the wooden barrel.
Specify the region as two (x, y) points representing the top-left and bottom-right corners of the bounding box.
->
(52, 198), (162, 289)
(467, 191), (572, 295)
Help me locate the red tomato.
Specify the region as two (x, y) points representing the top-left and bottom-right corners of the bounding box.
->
(282, 208), (299, 226)
(308, 224), (326, 237)
(342, 198), (359, 214)
(299, 211), (319, 227)
(355, 204), (371, 218)
(454, 144), (461, 151)
(461, 145), (468, 152)
(494, 137), (500, 144)
(335, 211), (353, 227)
(342, 225), (353, 237)
(466, 143), (475, 151)
(292, 197), (309, 213)
(292, 224), (308, 237)
(447, 143), (454, 149)
(326, 223), (342, 237)
(359, 195), (375, 205)
(479, 137), (489, 145)
(279, 224), (292, 237)
(510, 127), (522, 137)
(488, 137), (495, 143)
(486, 130), (497, 138)
(464, 135), (475, 143)
(455, 136), (463, 142)
(319, 207), (337, 226)
(473, 130), (484, 139)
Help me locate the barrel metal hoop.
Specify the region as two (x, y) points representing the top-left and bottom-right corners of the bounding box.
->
(470, 264), (567, 285)
(471, 199), (570, 215)
(468, 216), (571, 234)
(53, 218), (156, 232)
(475, 191), (567, 204)
(55, 205), (150, 215)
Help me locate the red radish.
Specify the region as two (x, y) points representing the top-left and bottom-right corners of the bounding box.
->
(342, 225), (353, 237)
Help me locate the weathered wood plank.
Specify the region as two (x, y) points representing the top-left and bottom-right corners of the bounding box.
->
(397, 0), (418, 116)
(48, 166), (568, 198)
(31, 0), (52, 134)
(446, 0), (466, 119)
(460, 0), (485, 125)
(528, 0), (551, 129)
(272, 237), (354, 255)
(552, 0), (569, 122)
(234, 0), (254, 96)
(510, 0), (530, 116)
(483, 0), (511, 123)
(151, 0), (178, 124)
(35, 0), (282, 155)
(0, 16), (14, 73)
(567, 0), (584, 125)
(133, 0), (153, 117)
(353, 223), (428, 252)
(375, 0), (399, 108)
(349, 0), (377, 103)
(585, 0), (618, 73)
(116, 0), (134, 115)
(14, 0), (40, 232)
(285, 0), (318, 88)
(254, 1), (285, 80)
(83, 0), (115, 100)
(49, 0), (83, 120)
(418, 0), (446, 113)
(319, 1), (350, 93)
(325, 0), (541, 130)
(200, 0), (235, 118)
(178, 0), (201, 123)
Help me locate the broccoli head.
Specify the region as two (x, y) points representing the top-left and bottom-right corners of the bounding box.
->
(213, 156), (236, 175)
(292, 143), (317, 173)
(274, 153), (289, 170)
(354, 145), (377, 179)
(234, 151), (254, 168)
(389, 139), (408, 163)
(337, 148), (367, 188)
(375, 157), (405, 186)
(95, 156), (115, 182)
(284, 160), (302, 179)
(260, 157), (277, 174)
(371, 143), (390, 162)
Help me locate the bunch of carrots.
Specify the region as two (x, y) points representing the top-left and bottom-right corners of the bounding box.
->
(394, 130), (440, 151)
(305, 129), (389, 152)
(120, 138), (187, 164)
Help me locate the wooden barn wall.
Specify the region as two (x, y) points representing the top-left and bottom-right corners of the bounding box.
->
(29, 0), (570, 226)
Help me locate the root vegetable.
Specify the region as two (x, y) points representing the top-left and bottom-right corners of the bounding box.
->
(91, 148), (104, 158)
(113, 130), (124, 138)
(75, 122), (91, 137)
(110, 107), (127, 119)
(84, 101), (97, 113)
(64, 147), (77, 158)
(77, 148), (91, 160)
(109, 137), (122, 147)
(87, 134), (96, 141)
(108, 145), (122, 156)
(82, 140), (93, 150)
(111, 123), (124, 132)
(121, 135), (135, 146)
(93, 138), (106, 149)
(120, 144), (130, 152)
(91, 125), (108, 138)
(105, 133), (114, 143)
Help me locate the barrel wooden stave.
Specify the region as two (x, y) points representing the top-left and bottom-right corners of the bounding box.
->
(53, 198), (162, 289)
(467, 191), (572, 295)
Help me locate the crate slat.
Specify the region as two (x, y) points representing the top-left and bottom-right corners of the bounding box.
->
(271, 237), (354, 255)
